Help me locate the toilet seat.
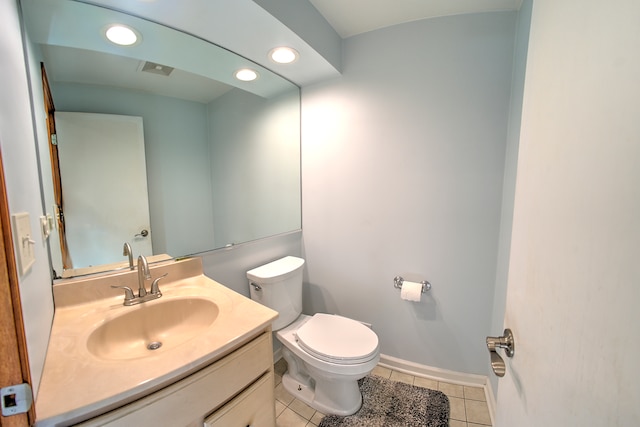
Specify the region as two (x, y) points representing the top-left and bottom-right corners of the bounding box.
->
(295, 314), (379, 365)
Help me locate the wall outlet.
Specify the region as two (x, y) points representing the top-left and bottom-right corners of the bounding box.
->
(11, 212), (36, 275)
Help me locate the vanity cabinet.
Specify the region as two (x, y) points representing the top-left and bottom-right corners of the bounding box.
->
(74, 331), (275, 427)
(203, 372), (273, 426)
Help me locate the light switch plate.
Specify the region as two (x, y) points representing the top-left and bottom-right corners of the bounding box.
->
(11, 212), (36, 275)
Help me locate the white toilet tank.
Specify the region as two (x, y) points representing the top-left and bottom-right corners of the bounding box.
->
(247, 256), (305, 331)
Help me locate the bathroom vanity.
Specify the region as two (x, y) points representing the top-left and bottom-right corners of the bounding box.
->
(35, 258), (278, 426)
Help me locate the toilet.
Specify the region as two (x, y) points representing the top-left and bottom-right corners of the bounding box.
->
(247, 256), (380, 416)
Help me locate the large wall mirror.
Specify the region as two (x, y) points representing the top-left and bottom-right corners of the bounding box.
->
(21, 0), (301, 278)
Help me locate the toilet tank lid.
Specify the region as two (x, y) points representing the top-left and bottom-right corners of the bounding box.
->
(246, 256), (305, 283)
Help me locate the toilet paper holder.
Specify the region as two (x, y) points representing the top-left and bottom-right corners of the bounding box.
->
(393, 276), (431, 293)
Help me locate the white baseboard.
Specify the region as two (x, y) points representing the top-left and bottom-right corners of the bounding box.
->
(378, 353), (486, 386)
(271, 349), (497, 426)
(378, 353), (496, 426)
(484, 375), (497, 426)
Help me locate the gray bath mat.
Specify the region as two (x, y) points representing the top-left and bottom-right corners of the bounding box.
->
(318, 375), (449, 427)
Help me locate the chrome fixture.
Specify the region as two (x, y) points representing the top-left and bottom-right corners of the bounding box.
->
(486, 328), (515, 377)
(150, 273), (168, 296)
(111, 284), (136, 305)
(111, 255), (166, 306)
(137, 255), (150, 297)
(393, 276), (431, 293)
(249, 282), (262, 292)
(135, 229), (149, 237)
(122, 242), (134, 270)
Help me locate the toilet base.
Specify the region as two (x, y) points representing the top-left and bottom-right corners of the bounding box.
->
(276, 314), (379, 416)
(281, 371), (363, 416)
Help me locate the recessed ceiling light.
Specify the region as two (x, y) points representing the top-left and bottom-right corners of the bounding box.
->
(269, 47), (299, 64)
(105, 25), (140, 46)
(234, 68), (259, 82)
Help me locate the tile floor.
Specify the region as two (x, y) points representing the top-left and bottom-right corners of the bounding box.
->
(274, 359), (492, 427)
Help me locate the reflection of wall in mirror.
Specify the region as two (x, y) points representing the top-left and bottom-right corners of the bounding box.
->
(209, 88), (301, 248)
(51, 82), (300, 259)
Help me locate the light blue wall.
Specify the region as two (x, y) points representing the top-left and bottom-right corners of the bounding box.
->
(5, 3), (524, 402)
(489, 0), (533, 396)
(0, 0), (55, 395)
(201, 230), (302, 297)
(51, 83), (216, 257)
(301, 11), (517, 375)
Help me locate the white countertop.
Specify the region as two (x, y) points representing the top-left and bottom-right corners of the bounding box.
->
(35, 257), (277, 426)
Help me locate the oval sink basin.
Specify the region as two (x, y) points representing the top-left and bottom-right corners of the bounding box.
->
(87, 298), (219, 360)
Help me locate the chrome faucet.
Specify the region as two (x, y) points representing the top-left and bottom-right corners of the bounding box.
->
(123, 242), (134, 270)
(111, 255), (167, 306)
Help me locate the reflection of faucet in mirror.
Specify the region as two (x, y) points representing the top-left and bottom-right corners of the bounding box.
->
(123, 243), (134, 270)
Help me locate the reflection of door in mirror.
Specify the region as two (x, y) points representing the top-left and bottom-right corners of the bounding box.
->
(41, 63), (72, 271)
(54, 112), (153, 269)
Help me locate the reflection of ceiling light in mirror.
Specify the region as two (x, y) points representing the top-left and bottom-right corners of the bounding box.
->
(269, 47), (299, 64)
(234, 68), (259, 82)
(105, 25), (140, 46)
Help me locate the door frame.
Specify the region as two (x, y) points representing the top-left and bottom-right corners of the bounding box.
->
(0, 147), (34, 426)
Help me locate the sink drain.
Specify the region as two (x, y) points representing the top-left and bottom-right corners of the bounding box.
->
(147, 341), (163, 351)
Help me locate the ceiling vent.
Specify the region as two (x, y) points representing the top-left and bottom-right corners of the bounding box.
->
(139, 61), (174, 76)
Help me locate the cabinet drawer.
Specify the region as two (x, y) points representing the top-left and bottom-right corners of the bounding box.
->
(204, 371), (275, 427)
(76, 332), (272, 427)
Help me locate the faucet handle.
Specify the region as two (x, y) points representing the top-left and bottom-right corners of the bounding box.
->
(111, 285), (135, 304)
(150, 273), (168, 296)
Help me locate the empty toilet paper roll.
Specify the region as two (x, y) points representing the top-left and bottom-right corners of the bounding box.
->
(400, 280), (422, 302)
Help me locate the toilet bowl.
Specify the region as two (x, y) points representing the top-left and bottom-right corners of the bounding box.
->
(278, 314), (380, 415)
(247, 256), (380, 415)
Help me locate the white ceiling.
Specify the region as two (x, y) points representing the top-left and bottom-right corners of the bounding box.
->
(310, 0), (523, 38)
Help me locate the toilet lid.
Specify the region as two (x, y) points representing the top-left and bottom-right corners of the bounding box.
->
(295, 314), (379, 365)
